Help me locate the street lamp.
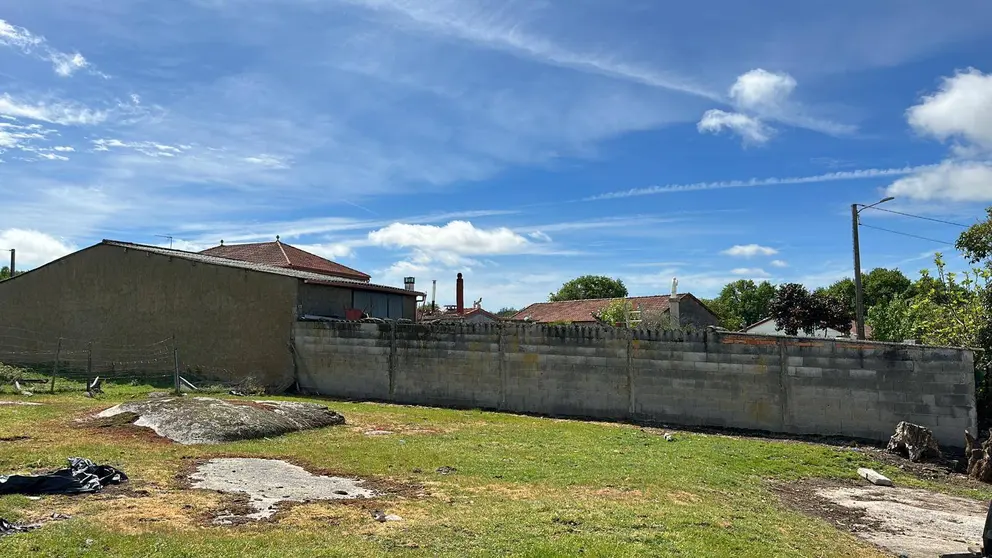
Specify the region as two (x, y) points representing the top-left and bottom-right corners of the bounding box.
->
(852, 196), (895, 340)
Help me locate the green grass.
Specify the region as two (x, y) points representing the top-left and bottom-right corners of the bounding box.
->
(0, 381), (988, 557)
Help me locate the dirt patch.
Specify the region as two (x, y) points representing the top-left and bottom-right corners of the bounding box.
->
(189, 458), (378, 522)
(0, 401), (41, 406)
(774, 479), (987, 557)
(95, 397), (345, 444)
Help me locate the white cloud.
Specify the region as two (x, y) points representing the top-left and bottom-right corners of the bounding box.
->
(0, 19), (98, 77)
(294, 242), (357, 261)
(697, 109), (773, 145)
(528, 231), (552, 242)
(0, 94), (107, 125)
(731, 267), (771, 278)
(35, 152), (69, 161)
(368, 220), (532, 255)
(244, 154), (290, 169)
(0, 229), (76, 269)
(907, 68), (992, 149)
(91, 138), (192, 157)
(771, 260), (789, 268)
(729, 69), (797, 111)
(885, 160), (992, 202)
(721, 244), (779, 257)
(886, 68), (992, 202)
(53, 146), (74, 152)
(589, 165), (930, 200)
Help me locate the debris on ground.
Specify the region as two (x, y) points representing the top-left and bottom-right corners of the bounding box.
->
(0, 518), (39, 538)
(0, 401), (41, 406)
(96, 396), (345, 444)
(190, 458), (377, 522)
(13, 381), (32, 397)
(436, 466), (457, 475)
(371, 510), (403, 522)
(887, 421), (941, 463)
(0, 457), (127, 496)
(663, 433), (675, 442)
(857, 468), (893, 487)
(364, 430), (394, 436)
(777, 480), (987, 557)
(965, 429), (992, 483)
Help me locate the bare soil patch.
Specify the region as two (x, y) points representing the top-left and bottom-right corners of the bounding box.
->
(774, 478), (988, 557)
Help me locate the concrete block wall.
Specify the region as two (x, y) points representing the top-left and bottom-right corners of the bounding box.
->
(293, 322), (977, 445)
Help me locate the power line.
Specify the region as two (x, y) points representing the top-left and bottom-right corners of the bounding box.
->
(861, 206), (971, 227)
(859, 223), (955, 245)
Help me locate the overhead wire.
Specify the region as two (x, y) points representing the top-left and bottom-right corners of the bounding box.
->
(858, 223), (955, 245)
(861, 206), (972, 228)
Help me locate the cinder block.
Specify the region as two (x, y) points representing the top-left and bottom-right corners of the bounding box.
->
(848, 369), (877, 379)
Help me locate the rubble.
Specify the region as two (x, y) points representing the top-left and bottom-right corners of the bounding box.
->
(857, 468), (893, 487)
(966, 430), (992, 483)
(886, 421), (941, 462)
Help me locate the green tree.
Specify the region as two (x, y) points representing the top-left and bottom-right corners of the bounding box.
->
(0, 266), (23, 281)
(549, 275), (628, 302)
(957, 206), (992, 264)
(496, 307), (519, 318)
(595, 298), (633, 326)
(711, 279), (776, 330)
(866, 298), (915, 343)
(818, 268), (911, 314)
(769, 283), (852, 336)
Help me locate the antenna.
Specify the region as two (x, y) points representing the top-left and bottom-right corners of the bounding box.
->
(155, 235), (174, 249)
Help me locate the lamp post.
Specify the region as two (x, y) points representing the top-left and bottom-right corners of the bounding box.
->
(852, 196), (895, 340)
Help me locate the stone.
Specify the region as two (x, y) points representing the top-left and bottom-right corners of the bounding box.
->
(96, 397), (345, 444)
(965, 430), (992, 483)
(858, 468), (893, 487)
(886, 422), (941, 462)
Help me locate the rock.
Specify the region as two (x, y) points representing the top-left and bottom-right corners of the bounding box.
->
(436, 466), (457, 475)
(663, 433), (675, 442)
(95, 397), (345, 444)
(857, 468), (893, 487)
(371, 510), (402, 522)
(886, 421), (941, 462)
(965, 430), (992, 483)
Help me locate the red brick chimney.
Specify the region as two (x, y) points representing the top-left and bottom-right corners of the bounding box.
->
(456, 273), (465, 314)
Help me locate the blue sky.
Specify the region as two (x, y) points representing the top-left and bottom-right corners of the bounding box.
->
(2, 1), (992, 311)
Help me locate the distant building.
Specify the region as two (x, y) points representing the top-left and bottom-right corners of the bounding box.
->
(742, 317), (870, 339)
(0, 240), (421, 389)
(512, 294), (719, 328)
(201, 238), (370, 283)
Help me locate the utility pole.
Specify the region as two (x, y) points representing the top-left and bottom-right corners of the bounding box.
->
(852, 204), (866, 340)
(852, 196), (895, 340)
(8, 248), (13, 275)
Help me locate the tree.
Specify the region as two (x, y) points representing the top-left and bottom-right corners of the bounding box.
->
(595, 298), (633, 326)
(817, 268), (912, 316)
(769, 283), (852, 336)
(496, 307), (519, 318)
(0, 266), (23, 281)
(710, 280), (776, 330)
(957, 206), (992, 264)
(866, 298), (915, 343)
(549, 275), (627, 302)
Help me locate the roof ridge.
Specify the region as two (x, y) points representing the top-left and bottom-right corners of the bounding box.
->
(533, 294), (671, 305)
(275, 239), (291, 266)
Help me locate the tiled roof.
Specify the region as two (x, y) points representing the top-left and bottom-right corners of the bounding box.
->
(200, 240), (370, 281)
(512, 295), (674, 324)
(102, 240), (418, 297)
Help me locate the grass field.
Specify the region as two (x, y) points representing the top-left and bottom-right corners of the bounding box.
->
(0, 381), (988, 557)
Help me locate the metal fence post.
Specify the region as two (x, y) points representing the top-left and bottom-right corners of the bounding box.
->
(173, 337), (181, 395)
(49, 337), (62, 394)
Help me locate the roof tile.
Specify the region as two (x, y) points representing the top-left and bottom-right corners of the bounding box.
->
(512, 296), (672, 323)
(201, 241), (370, 281)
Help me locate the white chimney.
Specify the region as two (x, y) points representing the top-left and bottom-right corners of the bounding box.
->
(404, 277), (415, 291)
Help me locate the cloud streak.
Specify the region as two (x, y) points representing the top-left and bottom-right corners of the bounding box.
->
(587, 165), (934, 201)
(0, 19), (102, 77)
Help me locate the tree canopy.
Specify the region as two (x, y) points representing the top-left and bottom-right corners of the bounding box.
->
(768, 283), (852, 336)
(496, 307), (519, 318)
(549, 275), (628, 302)
(0, 266), (24, 281)
(705, 280), (776, 330)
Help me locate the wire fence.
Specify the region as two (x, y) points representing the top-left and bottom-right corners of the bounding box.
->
(0, 325), (261, 395)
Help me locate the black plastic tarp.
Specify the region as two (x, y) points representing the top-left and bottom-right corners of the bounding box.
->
(0, 457), (127, 496)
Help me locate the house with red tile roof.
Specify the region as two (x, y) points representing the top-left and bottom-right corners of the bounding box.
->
(741, 317), (871, 339)
(200, 237), (370, 282)
(511, 294), (719, 328)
